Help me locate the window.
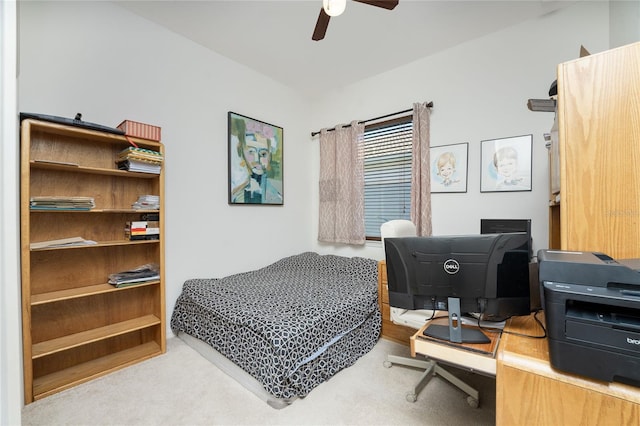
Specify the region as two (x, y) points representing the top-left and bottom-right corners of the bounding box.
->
(363, 116), (413, 239)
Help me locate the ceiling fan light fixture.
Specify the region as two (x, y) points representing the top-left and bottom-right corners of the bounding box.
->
(323, 0), (346, 17)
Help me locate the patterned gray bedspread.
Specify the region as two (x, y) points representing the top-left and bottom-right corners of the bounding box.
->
(170, 252), (381, 400)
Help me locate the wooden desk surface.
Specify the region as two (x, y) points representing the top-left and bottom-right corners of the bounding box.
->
(411, 317), (501, 376)
(496, 312), (640, 426)
(411, 312), (640, 425)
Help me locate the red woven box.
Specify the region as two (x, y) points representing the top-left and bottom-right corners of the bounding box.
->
(117, 120), (161, 141)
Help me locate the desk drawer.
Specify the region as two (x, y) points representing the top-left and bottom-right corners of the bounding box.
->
(381, 285), (389, 304)
(381, 302), (390, 321)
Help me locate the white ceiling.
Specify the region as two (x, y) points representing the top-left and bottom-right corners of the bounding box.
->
(116, 0), (574, 98)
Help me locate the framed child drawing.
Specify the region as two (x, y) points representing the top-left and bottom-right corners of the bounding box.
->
(228, 112), (284, 205)
(430, 143), (468, 193)
(480, 134), (532, 192)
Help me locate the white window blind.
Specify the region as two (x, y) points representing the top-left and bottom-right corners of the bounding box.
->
(363, 118), (413, 239)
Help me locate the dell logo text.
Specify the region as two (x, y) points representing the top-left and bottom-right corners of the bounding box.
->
(443, 259), (460, 275)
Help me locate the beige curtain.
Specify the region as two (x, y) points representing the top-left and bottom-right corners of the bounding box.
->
(411, 102), (432, 236)
(318, 121), (366, 244)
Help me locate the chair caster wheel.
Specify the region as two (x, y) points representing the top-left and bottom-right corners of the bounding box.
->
(406, 393), (417, 403)
(383, 361), (392, 368)
(466, 396), (479, 408)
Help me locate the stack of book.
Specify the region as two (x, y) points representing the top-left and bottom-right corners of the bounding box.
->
(132, 194), (160, 210)
(125, 220), (160, 240)
(108, 263), (160, 288)
(117, 147), (163, 174)
(30, 196), (95, 210)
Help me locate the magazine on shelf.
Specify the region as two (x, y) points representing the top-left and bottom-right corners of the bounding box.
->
(108, 263), (160, 288)
(132, 194), (160, 210)
(30, 236), (97, 250)
(30, 196), (95, 210)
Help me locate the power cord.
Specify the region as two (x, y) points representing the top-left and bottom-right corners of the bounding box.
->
(475, 309), (547, 339)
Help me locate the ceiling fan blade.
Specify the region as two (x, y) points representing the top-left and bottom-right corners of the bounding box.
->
(312, 8), (331, 41)
(353, 0), (399, 10)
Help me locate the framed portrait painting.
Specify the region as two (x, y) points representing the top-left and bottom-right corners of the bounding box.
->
(430, 143), (468, 193)
(228, 112), (283, 205)
(480, 134), (532, 192)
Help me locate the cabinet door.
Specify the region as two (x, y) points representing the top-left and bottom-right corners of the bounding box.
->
(557, 42), (640, 259)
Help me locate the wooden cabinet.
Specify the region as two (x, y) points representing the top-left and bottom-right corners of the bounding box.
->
(377, 260), (415, 346)
(496, 314), (640, 425)
(20, 119), (165, 403)
(553, 41), (640, 259)
(547, 117), (561, 250)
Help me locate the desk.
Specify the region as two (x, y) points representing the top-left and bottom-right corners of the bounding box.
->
(496, 313), (640, 426)
(410, 317), (500, 407)
(411, 313), (640, 424)
(411, 317), (499, 376)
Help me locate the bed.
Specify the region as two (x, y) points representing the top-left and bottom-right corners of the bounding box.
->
(170, 252), (381, 408)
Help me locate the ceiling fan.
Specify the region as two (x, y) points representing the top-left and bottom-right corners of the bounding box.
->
(312, 0), (399, 41)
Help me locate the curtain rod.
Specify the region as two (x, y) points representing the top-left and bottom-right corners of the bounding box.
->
(310, 101), (433, 137)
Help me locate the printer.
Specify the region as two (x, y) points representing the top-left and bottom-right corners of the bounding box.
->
(538, 249), (640, 387)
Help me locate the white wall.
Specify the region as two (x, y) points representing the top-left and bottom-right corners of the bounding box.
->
(1, 1), (21, 424)
(309, 1), (611, 261)
(611, 0), (640, 47)
(18, 1), (315, 340)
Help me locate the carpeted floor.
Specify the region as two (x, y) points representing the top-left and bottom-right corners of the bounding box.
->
(22, 336), (496, 425)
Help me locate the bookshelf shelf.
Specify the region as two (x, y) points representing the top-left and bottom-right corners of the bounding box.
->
(30, 238), (160, 252)
(31, 160), (160, 178)
(21, 118), (166, 403)
(29, 209), (160, 213)
(31, 280), (161, 305)
(33, 341), (162, 400)
(32, 315), (161, 358)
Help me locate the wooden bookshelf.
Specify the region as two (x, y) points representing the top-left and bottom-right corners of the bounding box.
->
(20, 118), (166, 403)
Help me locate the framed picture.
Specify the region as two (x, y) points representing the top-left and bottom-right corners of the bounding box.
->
(430, 143), (468, 193)
(228, 112), (283, 205)
(480, 134), (532, 192)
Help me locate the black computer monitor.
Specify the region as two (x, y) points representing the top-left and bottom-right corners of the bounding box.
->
(384, 233), (531, 343)
(480, 218), (532, 261)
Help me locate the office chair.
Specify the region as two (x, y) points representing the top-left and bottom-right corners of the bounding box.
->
(380, 220), (480, 407)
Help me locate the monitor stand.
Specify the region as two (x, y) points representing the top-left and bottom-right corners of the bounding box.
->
(422, 297), (490, 344)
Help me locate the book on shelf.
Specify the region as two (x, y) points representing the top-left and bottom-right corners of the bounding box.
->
(117, 159), (161, 174)
(108, 263), (160, 288)
(128, 234), (160, 241)
(30, 236), (97, 250)
(140, 212), (160, 221)
(116, 147), (163, 173)
(117, 147), (163, 162)
(30, 196), (95, 210)
(125, 221), (160, 240)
